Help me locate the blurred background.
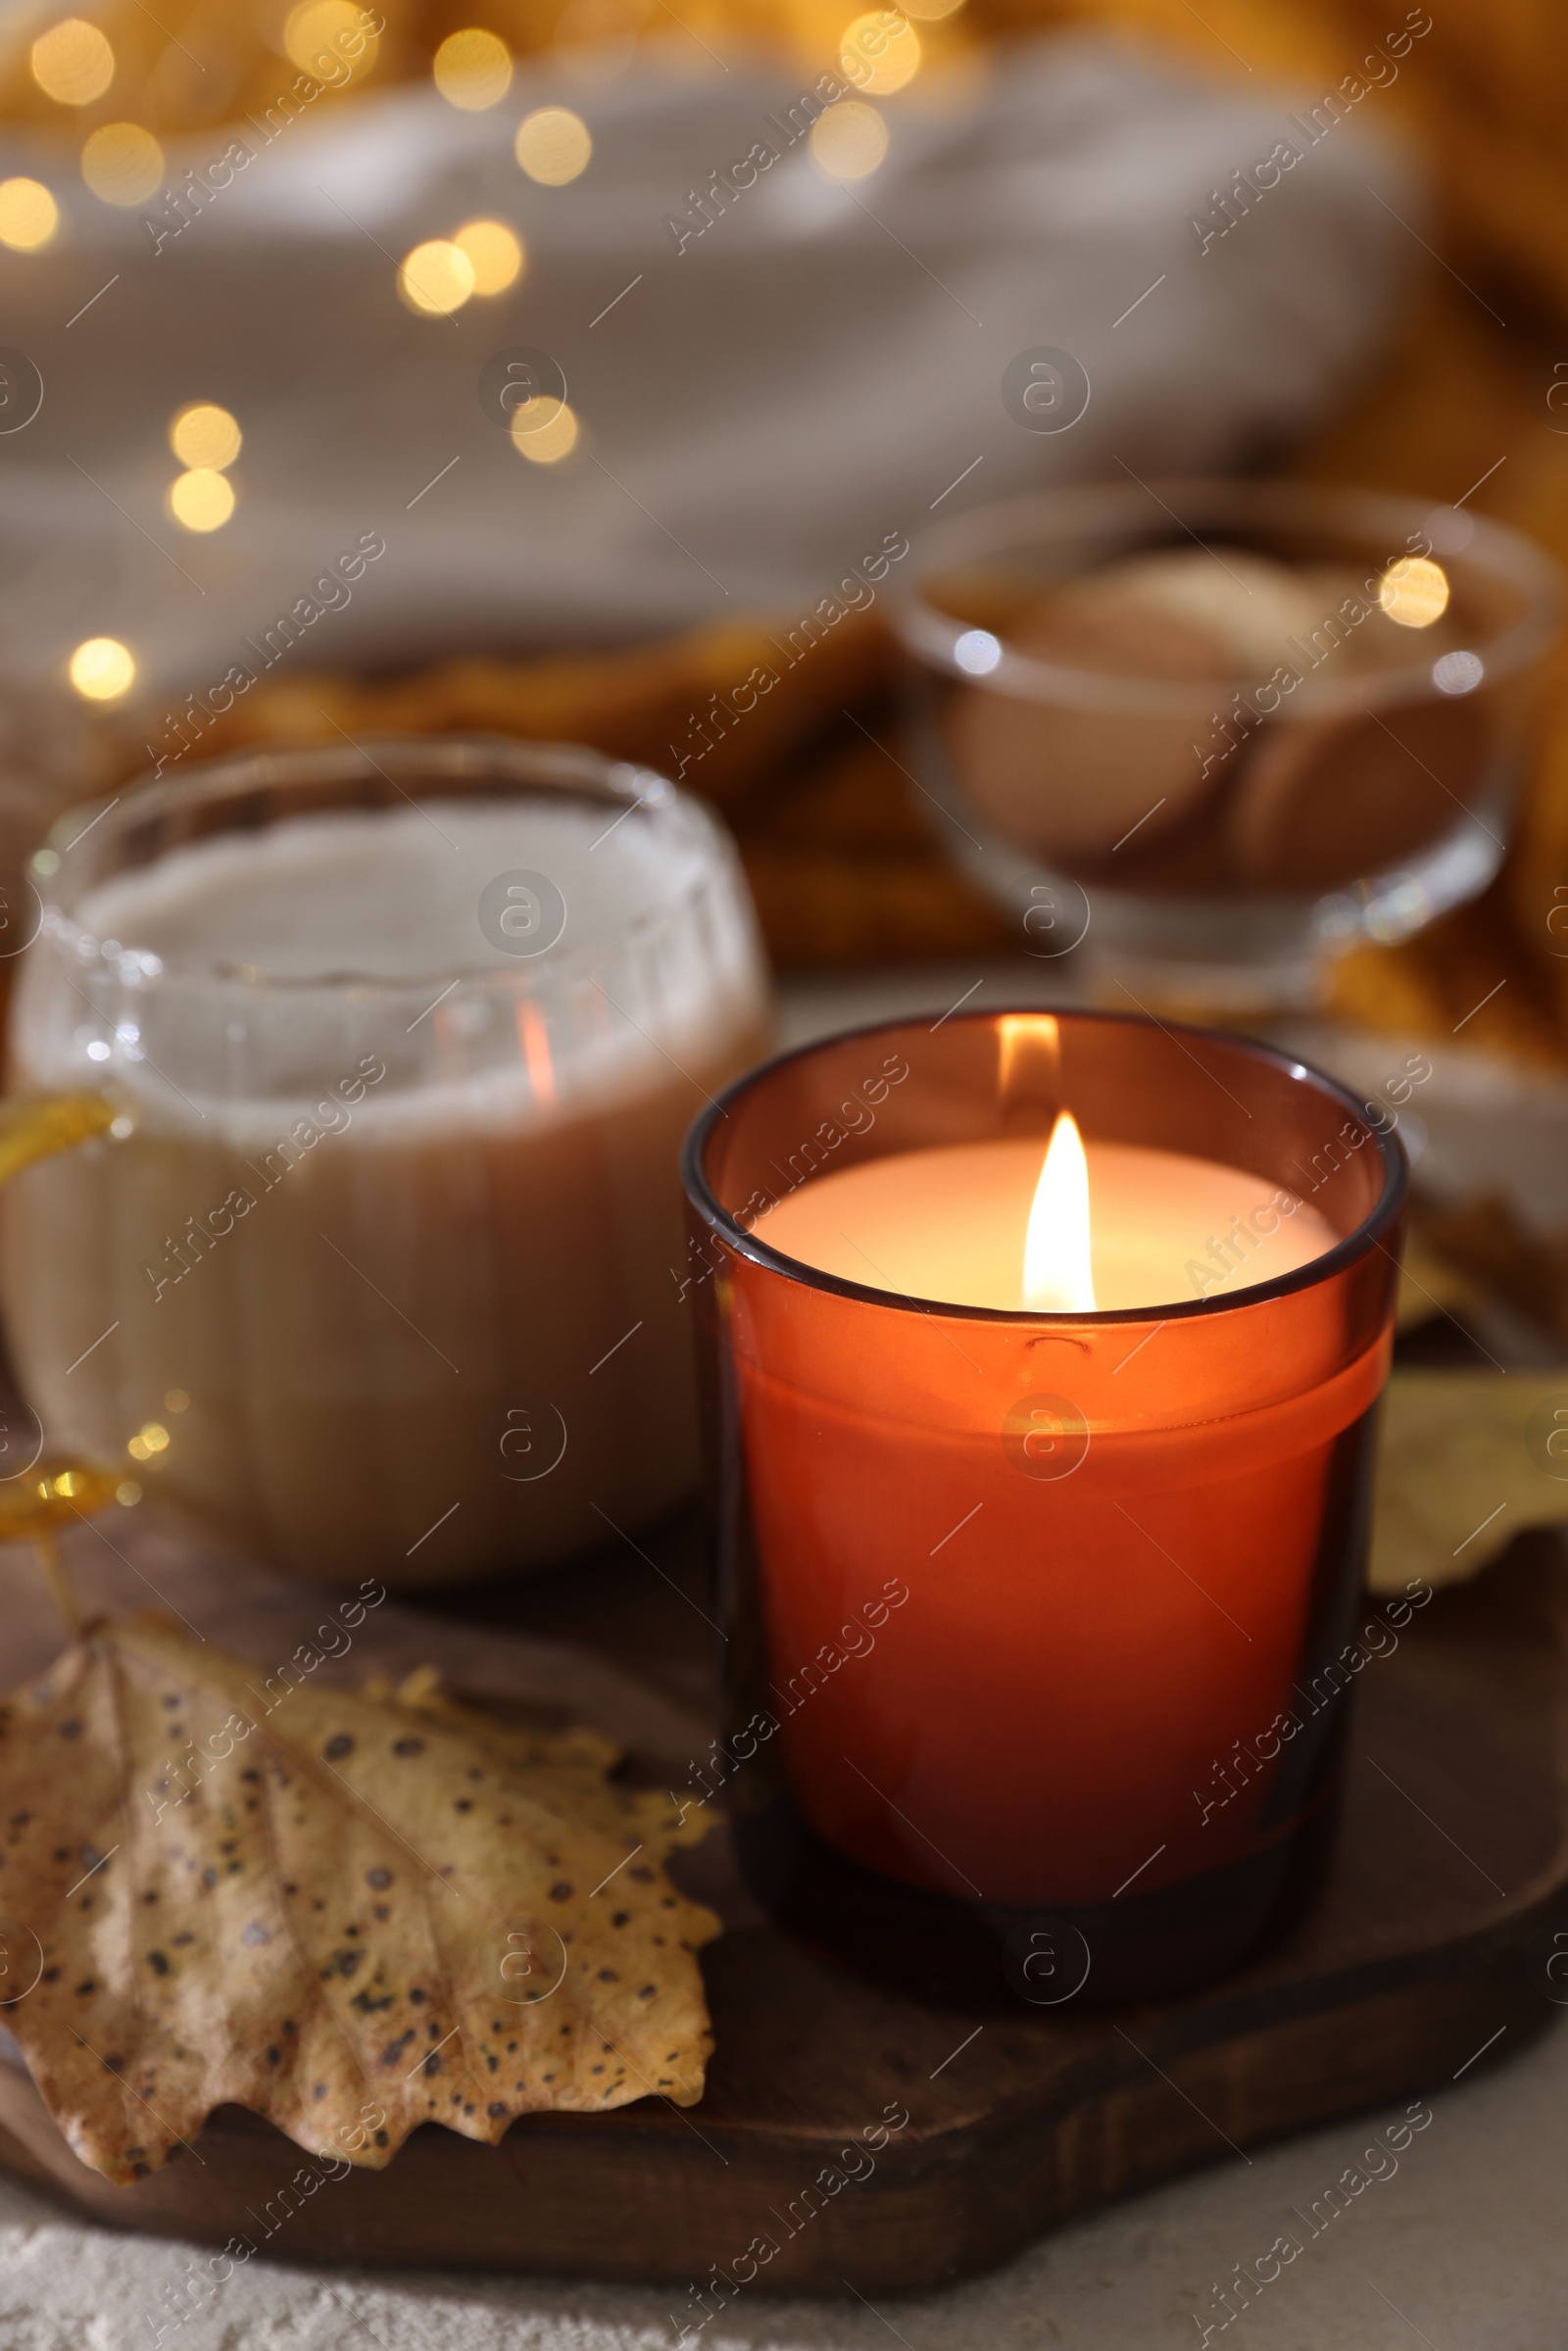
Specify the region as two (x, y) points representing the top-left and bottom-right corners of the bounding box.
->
(0, 0), (1566, 1234)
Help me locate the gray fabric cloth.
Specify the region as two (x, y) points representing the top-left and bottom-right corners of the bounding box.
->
(0, 33), (1418, 709)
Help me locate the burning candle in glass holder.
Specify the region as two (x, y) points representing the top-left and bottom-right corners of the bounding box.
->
(683, 1010), (1406, 2003)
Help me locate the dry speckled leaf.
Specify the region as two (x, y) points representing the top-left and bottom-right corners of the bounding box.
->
(1395, 1235), (1487, 1331)
(0, 1615), (718, 2184)
(365, 1666), (716, 1858)
(1369, 1368), (1568, 1592)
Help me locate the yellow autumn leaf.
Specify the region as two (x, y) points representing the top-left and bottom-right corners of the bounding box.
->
(1395, 1233), (1487, 1331)
(1368, 1368), (1568, 1592)
(0, 1616), (717, 2184)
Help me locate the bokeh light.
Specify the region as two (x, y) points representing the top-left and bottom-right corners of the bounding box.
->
(169, 468), (235, 531)
(454, 218), (524, 295)
(510, 397), (580, 463)
(69, 638), (135, 701)
(81, 122), (165, 206)
(170, 402), (242, 470)
(433, 27), (513, 109)
(30, 18), (114, 106)
(0, 178), (60, 252)
(955, 627), (1002, 674)
(283, 0), (377, 73)
(514, 107), (592, 185)
(901, 0), (964, 20)
(840, 12), (921, 93)
(398, 238), (475, 315)
(809, 100), (889, 180)
(1434, 648), (1485, 695)
(1379, 555), (1451, 628)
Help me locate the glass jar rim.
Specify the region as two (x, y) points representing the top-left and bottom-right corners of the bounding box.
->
(682, 1005), (1409, 1325)
(890, 478), (1565, 719)
(30, 733), (726, 998)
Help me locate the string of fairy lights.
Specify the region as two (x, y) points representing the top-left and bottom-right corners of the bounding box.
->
(0, 0), (966, 704)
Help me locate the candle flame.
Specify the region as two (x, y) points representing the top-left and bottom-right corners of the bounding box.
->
(999, 1010), (1059, 1102)
(1022, 1110), (1097, 1312)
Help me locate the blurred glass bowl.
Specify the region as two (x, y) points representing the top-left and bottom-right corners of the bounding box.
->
(891, 481), (1563, 1015)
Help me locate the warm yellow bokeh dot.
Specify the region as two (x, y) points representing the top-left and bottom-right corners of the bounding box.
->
(454, 217), (524, 295)
(283, 0), (376, 73)
(433, 27), (513, 109)
(840, 12), (921, 93)
(510, 397), (579, 463)
(169, 467), (235, 532)
(0, 178), (60, 253)
(69, 637), (135, 701)
(809, 99), (889, 180)
(30, 18), (114, 105)
(127, 1420), (170, 1461)
(1379, 555), (1451, 629)
(170, 401), (241, 470)
(514, 107), (592, 185)
(81, 123), (164, 207)
(398, 238), (475, 315)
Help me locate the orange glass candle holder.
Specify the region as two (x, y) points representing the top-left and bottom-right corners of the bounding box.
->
(682, 1010), (1407, 2003)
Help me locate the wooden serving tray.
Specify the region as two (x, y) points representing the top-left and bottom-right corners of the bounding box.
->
(0, 1520), (1563, 2297)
